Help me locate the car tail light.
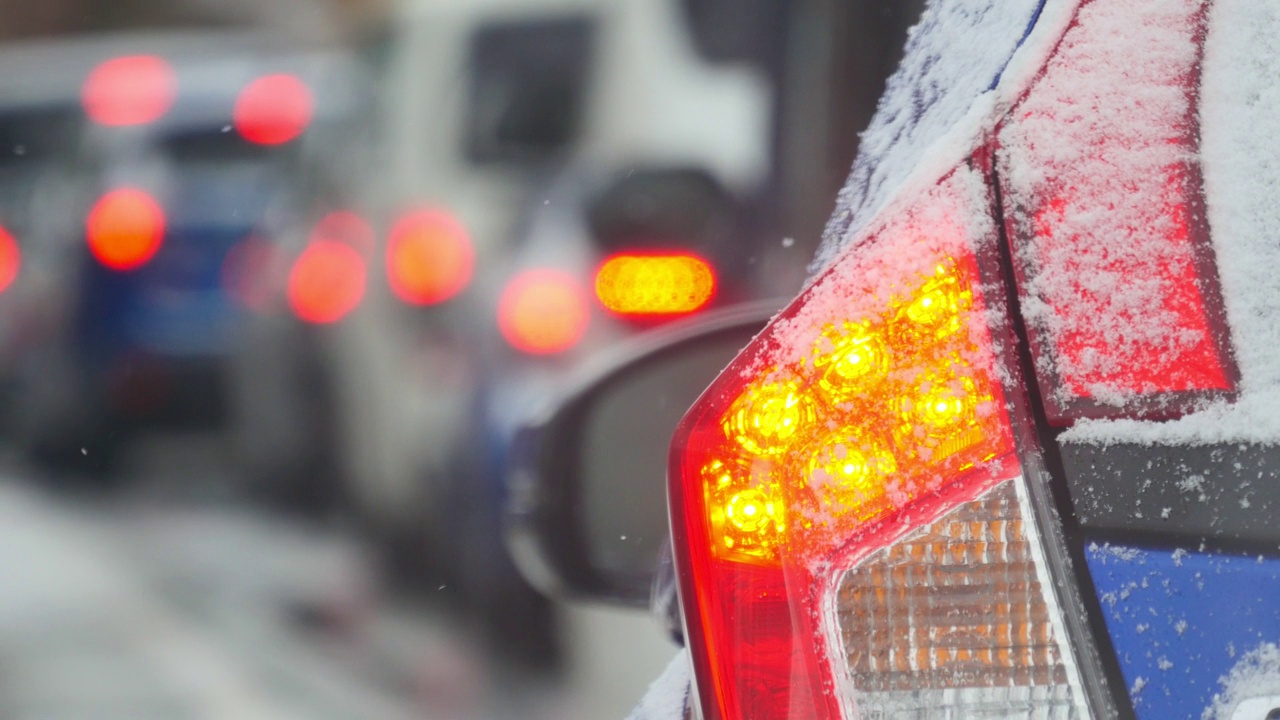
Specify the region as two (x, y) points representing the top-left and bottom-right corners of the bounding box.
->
(234, 74), (313, 146)
(287, 211), (371, 323)
(0, 225), (18, 293)
(385, 209), (474, 305)
(670, 167), (1089, 719)
(995, 0), (1234, 423)
(497, 269), (589, 355)
(594, 252), (716, 317)
(82, 55), (177, 127)
(86, 188), (166, 271)
(287, 239), (366, 324)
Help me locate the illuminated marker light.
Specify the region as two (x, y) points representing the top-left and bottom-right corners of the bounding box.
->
(720, 378), (815, 457)
(234, 74), (313, 146)
(901, 263), (968, 337)
(594, 253), (716, 316)
(814, 322), (890, 402)
(704, 459), (786, 561)
(87, 189), (166, 270)
(0, 226), (18, 293)
(386, 209), (474, 305)
(82, 55), (177, 126)
(807, 430), (898, 521)
(287, 239), (366, 324)
(497, 269), (589, 355)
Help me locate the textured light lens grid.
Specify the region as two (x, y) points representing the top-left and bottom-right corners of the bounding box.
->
(837, 480), (1080, 718)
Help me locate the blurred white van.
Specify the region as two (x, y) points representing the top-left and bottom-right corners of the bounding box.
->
(325, 0), (776, 554)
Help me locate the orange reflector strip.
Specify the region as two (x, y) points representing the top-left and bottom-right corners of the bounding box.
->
(0, 226), (18, 293)
(287, 239), (366, 324)
(386, 209), (474, 305)
(86, 189), (166, 271)
(498, 269), (589, 355)
(595, 253), (716, 316)
(234, 74), (313, 146)
(82, 55), (177, 126)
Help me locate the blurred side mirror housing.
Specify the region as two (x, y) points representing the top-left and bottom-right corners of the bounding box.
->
(505, 301), (778, 607)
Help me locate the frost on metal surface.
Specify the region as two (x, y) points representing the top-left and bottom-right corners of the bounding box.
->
(815, 0), (1045, 269)
(1062, 0), (1280, 443)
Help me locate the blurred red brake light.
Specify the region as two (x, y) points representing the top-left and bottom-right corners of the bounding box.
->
(386, 209), (474, 305)
(497, 269), (589, 355)
(0, 226), (18, 293)
(87, 189), (166, 271)
(287, 238), (366, 324)
(82, 55), (177, 126)
(234, 74), (313, 146)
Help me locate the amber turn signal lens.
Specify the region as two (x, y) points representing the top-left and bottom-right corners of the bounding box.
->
(595, 253), (716, 316)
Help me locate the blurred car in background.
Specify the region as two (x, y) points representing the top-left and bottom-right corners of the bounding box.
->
(0, 33), (370, 496)
(325, 0), (775, 548)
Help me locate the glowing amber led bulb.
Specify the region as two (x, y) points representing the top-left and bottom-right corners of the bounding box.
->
(815, 323), (890, 401)
(903, 263), (970, 337)
(807, 430), (897, 519)
(703, 459), (786, 560)
(722, 377), (814, 456)
(914, 374), (977, 432)
(725, 487), (782, 535)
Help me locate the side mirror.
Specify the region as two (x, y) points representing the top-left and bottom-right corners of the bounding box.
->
(506, 301), (778, 606)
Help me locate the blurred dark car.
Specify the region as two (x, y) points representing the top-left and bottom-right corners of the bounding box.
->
(0, 33), (369, 488)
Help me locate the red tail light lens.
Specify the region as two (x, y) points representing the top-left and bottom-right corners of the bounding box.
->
(996, 0), (1234, 422)
(594, 253), (716, 317)
(671, 167), (1086, 719)
(87, 189), (166, 271)
(497, 269), (589, 355)
(386, 209), (474, 305)
(0, 226), (18, 293)
(234, 74), (313, 146)
(82, 55), (177, 127)
(287, 239), (366, 324)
